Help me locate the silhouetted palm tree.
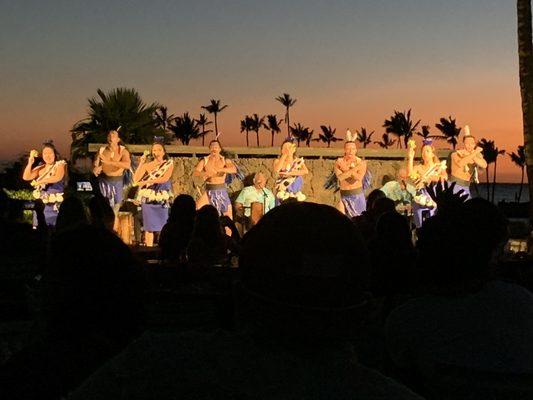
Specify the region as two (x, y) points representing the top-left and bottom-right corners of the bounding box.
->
(517, 0), (533, 220)
(435, 116), (461, 149)
(240, 116), (252, 147)
(169, 113), (201, 145)
(313, 125), (342, 147)
(265, 114), (283, 146)
(195, 113), (213, 146)
(201, 99), (228, 137)
(356, 127), (375, 148)
(154, 106), (175, 135)
(71, 88), (161, 159)
(510, 145), (527, 202)
(416, 125), (443, 141)
(290, 123), (313, 147)
(276, 93), (297, 138)
(247, 114), (266, 146)
(374, 133), (396, 149)
(479, 139), (505, 202)
(383, 109), (420, 148)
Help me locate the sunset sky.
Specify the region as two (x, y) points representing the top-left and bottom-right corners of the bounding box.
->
(0, 0), (526, 181)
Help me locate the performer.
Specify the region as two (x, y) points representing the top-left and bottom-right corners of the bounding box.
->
(334, 131), (367, 217)
(234, 171), (275, 226)
(273, 139), (308, 202)
(133, 142), (174, 247)
(449, 125), (487, 199)
(23, 141), (66, 227)
(407, 138), (447, 228)
(93, 129), (131, 211)
(193, 139), (237, 218)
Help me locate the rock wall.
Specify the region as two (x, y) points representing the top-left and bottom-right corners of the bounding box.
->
(169, 156), (406, 206)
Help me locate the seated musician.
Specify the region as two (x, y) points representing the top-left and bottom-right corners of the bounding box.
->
(234, 172), (275, 229)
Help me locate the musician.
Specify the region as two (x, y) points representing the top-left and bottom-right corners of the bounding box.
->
(23, 141), (66, 227)
(335, 132), (367, 217)
(407, 138), (447, 228)
(193, 139), (237, 218)
(234, 172), (275, 226)
(133, 142), (174, 247)
(449, 125), (487, 199)
(93, 130), (131, 211)
(273, 140), (308, 202)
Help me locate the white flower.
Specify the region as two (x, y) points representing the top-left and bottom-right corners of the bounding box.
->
(55, 193), (64, 202)
(32, 189), (41, 199)
(48, 194), (56, 203)
(296, 192), (306, 202)
(42, 197), (49, 204)
(161, 191), (170, 201)
(155, 192), (164, 202)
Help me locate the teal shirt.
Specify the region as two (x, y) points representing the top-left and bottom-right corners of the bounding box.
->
(235, 186), (276, 217)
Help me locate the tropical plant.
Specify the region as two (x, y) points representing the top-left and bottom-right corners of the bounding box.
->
(153, 106), (175, 135)
(276, 93), (297, 138)
(290, 123), (313, 147)
(240, 116), (252, 147)
(510, 145), (527, 202)
(71, 88), (162, 159)
(201, 99), (228, 137)
(383, 109), (420, 148)
(247, 114), (266, 146)
(195, 113), (213, 146)
(265, 114), (283, 146)
(169, 113), (201, 145)
(374, 133), (396, 149)
(356, 127), (375, 148)
(416, 125), (443, 141)
(435, 116), (461, 149)
(312, 125), (342, 147)
(478, 139), (505, 202)
(517, 0), (533, 220)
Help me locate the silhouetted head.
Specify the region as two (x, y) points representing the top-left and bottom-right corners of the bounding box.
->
(376, 211), (412, 248)
(416, 199), (507, 293)
(168, 194), (196, 225)
(55, 196), (88, 233)
(366, 189), (386, 211)
(88, 193), (115, 231)
(372, 197), (396, 217)
(192, 205), (224, 244)
(237, 202), (370, 342)
(44, 225), (143, 342)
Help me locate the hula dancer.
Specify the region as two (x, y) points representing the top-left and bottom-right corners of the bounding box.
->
(23, 141), (66, 227)
(335, 131), (367, 217)
(193, 139), (237, 218)
(93, 130), (131, 211)
(407, 138), (447, 228)
(273, 139), (308, 203)
(449, 125), (487, 199)
(134, 141), (174, 247)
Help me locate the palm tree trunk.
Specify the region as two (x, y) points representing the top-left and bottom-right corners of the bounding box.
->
(286, 108), (290, 138)
(519, 167), (525, 202)
(256, 131), (259, 147)
(491, 159), (497, 203)
(517, 0), (533, 221)
(486, 167), (490, 200)
(271, 131), (274, 147)
(214, 113), (218, 137)
(328, 141), (331, 148)
(246, 131), (249, 147)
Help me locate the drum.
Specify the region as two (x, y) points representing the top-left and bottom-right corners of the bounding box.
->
(250, 202), (264, 227)
(117, 212), (134, 245)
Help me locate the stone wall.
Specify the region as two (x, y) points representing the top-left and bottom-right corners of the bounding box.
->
(88, 144), (451, 207)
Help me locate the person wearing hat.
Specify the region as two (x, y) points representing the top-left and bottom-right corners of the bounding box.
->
(449, 125), (487, 199)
